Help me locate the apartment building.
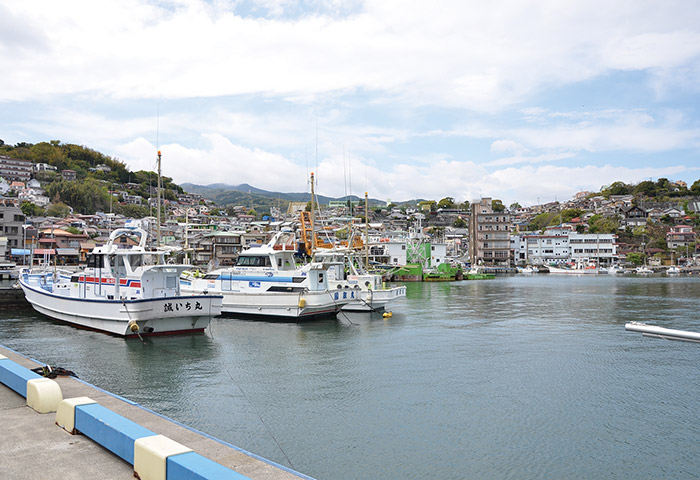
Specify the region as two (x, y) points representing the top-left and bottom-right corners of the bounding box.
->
(468, 197), (512, 266)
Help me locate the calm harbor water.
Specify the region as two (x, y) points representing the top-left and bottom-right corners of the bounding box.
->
(2, 275), (699, 479)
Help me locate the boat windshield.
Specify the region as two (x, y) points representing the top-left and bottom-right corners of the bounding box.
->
(236, 255), (271, 267)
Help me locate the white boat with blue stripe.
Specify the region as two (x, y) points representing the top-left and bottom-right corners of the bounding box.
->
(180, 230), (351, 319)
(18, 227), (223, 337)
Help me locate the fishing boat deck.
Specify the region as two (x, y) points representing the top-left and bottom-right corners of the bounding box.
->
(0, 345), (311, 480)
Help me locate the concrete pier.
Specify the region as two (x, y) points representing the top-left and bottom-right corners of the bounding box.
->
(0, 286), (27, 306)
(0, 345), (313, 480)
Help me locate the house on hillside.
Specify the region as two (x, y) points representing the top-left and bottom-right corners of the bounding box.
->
(619, 205), (647, 228)
(666, 225), (696, 250)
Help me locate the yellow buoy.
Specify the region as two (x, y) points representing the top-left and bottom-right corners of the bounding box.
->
(382, 311), (393, 318)
(298, 298), (306, 308)
(128, 321), (140, 333)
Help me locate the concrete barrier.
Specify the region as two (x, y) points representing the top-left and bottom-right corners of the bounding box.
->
(0, 355), (43, 397)
(1, 351), (274, 480)
(168, 451), (251, 480)
(75, 402), (156, 464)
(0, 354), (63, 413)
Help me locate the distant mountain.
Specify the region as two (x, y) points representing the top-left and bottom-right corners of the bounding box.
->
(181, 182), (387, 207)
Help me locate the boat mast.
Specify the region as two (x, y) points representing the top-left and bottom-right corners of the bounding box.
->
(156, 150), (162, 248)
(365, 191), (369, 268)
(310, 172), (316, 253)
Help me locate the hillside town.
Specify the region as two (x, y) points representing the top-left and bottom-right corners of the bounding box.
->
(2, 152), (699, 278)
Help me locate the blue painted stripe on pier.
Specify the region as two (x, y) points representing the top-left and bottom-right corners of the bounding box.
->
(0, 357), (43, 397)
(75, 403), (155, 464)
(168, 452), (251, 480)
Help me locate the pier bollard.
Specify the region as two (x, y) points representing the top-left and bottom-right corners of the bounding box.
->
(26, 377), (63, 413)
(56, 396), (97, 434)
(134, 434), (192, 480)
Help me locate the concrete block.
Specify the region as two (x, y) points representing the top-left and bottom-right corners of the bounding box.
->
(0, 357), (43, 397)
(167, 451), (251, 480)
(55, 396), (97, 433)
(75, 402), (155, 464)
(134, 434), (192, 480)
(26, 378), (63, 413)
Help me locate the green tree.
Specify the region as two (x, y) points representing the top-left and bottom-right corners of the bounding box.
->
(492, 199), (505, 212)
(509, 202), (522, 211)
(690, 179), (700, 196)
(437, 197), (456, 209)
(633, 180), (656, 197)
(626, 252), (645, 266)
(46, 202), (71, 217)
(588, 215), (619, 234)
(20, 201), (44, 217)
(528, 212), (558, 232)
(453, 217), (467, 228)
(561, 208), (584, 223)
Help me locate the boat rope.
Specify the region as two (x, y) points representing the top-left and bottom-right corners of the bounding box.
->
(356, 296), (384, 314)
(329, 290), (357, 326)
(222, 367), (295, 469)
(31, 365), (78, 379)
(121, 297), (144, 342)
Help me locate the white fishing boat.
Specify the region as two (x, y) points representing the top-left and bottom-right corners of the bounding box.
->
(313, 248), (406, 312)
(547, 259), (599, 274)
(516, 265), (537, 274)
(635, 265), (654, 274)
(666, 265), (681, 275)
(600, 264), (624, 274)
(18, 228), (223, 337)
(180, 230), (350, 319)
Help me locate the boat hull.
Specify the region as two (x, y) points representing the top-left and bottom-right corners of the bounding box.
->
(547, 266), (599, 274)
(340, 285), (407, 312)
(19, 279), (221, 336)
(183, 287), (346, 319)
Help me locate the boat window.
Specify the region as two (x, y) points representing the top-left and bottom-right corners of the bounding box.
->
(203, 274), (219, 280)
(236, 255), (270, 267)
(87, 254), (99, 269)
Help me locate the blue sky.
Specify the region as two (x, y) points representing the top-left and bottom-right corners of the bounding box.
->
(1, 0), (699, 206)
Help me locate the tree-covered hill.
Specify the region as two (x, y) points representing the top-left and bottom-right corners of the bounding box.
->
(1, 139), (182, 215)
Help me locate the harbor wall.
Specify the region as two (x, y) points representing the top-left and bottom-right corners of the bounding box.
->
(0, 345), (314, 480)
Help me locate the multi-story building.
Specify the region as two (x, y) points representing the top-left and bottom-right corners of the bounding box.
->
(569, 231), (618, 266)
(511, 226), (618, 266)
(511, 230), (570, 265)
(468, 197), (511, 266)
(0, 201), (27, 257)
(666, 225), (696, 249)
(0, 156), (32, 182)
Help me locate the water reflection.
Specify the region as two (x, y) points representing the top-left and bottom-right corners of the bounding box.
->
(1, 275), (699, 480)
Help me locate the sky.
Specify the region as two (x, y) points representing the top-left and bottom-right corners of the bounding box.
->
(1, 0), (700, 207)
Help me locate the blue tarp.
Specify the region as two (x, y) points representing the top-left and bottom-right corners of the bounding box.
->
(10, 249), (30, 256)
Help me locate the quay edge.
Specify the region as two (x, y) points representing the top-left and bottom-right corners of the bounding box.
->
(0, 344), (315, 480)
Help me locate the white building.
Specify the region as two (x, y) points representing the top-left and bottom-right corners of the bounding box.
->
(511, 226), (618, 266)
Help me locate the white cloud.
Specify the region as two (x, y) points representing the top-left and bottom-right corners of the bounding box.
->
(3, 0), (700, 109)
